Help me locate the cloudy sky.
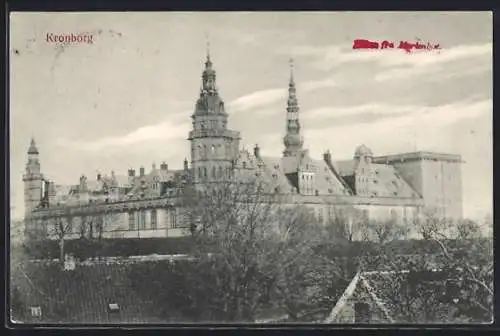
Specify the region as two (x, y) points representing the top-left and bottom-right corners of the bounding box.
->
(10, 12), (492, 220)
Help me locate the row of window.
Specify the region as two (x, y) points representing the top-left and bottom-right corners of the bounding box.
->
(197, 166), (232, 180)
(127, 209), (179, 230)
(196, 143), (233, 158)
(128, 210), (158, 230)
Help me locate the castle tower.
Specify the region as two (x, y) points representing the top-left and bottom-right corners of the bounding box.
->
(283, 58), (304, 157)
(22, 138), (44, 216)
(353, 144), (375, 196)
(188, 43), (241, 183)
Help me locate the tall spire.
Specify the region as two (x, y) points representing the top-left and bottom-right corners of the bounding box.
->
(28, 137), (39, 155)
(205, 33), (211, 66)
(201, 35), (217, 95)
(283, 58), (303, 157)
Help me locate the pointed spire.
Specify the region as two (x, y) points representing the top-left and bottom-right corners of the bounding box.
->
(283, 59), (303, 157)
(28, 137), (39, 154)
(205, 33), (212, 68)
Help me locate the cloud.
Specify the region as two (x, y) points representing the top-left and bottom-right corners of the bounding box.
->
(303, 103), (417, 120)
(302, 98), (491, 158)
(228, 78), (337, 113)
(229, 88), (286, 112)
(57, 117), (190, 152)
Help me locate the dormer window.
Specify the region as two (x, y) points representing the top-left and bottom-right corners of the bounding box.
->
(30, 306), (42, 317)
(373, 180), (378, 184)
(274, 164), (279, 169)
(328, 188), (333, 194)
(272, 173), (278, 179)
(242, 161), (247, 168)
(108, 303), (120, 313)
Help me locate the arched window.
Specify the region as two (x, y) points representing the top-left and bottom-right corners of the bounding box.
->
(203, 145), (207, 158)
(212, 167), (216, 179)
(218, 166), (223, 178)
(198, 167), (202, 179)
(203, 167), (207, 178)
(211, 145), (216, 155)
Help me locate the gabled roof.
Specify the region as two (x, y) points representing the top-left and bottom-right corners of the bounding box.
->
(258, 156), (296, 193)
(333, 160), (356, 176)
(370, 164), (418, 198)
(325, 269), (467, 324)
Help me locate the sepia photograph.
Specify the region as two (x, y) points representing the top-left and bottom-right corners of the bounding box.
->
(9, 11), (493, 325)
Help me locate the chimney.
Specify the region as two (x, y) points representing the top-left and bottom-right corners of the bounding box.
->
(79, 175), (88, 192)
(140, 166), (145, 177)
(184, 158), (189, 171)
(97, 173), (101, 181)
(323, 150), (332, 165)
(128, 168), (135, 177)
(160, 162), (168, 171)
(254, 144), (260, 159)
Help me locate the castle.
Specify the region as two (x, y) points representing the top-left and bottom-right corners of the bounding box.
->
(22, 50), (463, 241)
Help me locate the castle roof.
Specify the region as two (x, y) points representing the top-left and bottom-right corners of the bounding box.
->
(331, 160), (420, 198)
(27, 138), (39, 155)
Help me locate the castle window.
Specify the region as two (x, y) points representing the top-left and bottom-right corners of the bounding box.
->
(211, 145), (216, 154)
(203, 167), (207, 178)
(198, 167), (202, 179)
(218, 166), (223, 178)
(274, 164), (279, 169)
(328, 188), (333, 194)
(272, 173), (278, 179)
(212, 167), (216, 179)
(128, 212), (135, 230)
(243, 161), (247, 168)
(393, 191), (398, 196)
(375, 170), (379, 175)
(274, 187), (279, 193)
(171, 210), (177, 229)
(151, 210), (157, 229)
(354, 302), (370, 323)
(140, 211), (146, 229)
(315, 190), (319, 196)
(373, 179), (378, 184)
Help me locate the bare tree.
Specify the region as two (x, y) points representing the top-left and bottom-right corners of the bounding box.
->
(51, 211), (73, 265)
(177, 177), (331, 322)
(376, 208), (495, 323)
